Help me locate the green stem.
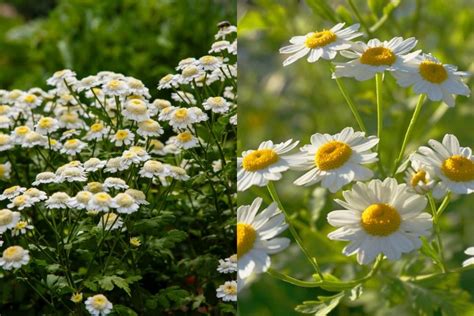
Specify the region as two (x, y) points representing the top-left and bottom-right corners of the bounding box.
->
(375, 73), (386, 177)
(267, 182), (324, 280)
(430, 192), (451, 273)
(392, 94), (426, 175)
(332, 71), (367, 133)
(347, 0), (372, 37)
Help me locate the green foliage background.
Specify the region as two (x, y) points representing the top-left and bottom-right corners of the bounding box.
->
(238, 0), (474, 315)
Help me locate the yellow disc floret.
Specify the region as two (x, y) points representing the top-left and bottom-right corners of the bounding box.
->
(419, 61), (448, 84)
(361, 203), (401, 236)
(315, 141), (352, 170)
(237, 223), (257, 258)
(0, 209), (14, 225)
(411, 170), (427, 187)
(441, 155), (474, 182)
(3, 246), (24, 261)
(305, 30), (337, 49)
(360, 47), (396, 66)
(242, 149), (279, 171)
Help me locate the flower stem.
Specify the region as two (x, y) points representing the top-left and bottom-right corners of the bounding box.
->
(375, 73), (386, 177)
(267, 182), (324, 280)
(347, 0), (372, 37)
(392, 94), (426, 175)
(429, 192), (451, 273)
(332, 71), (367, 133)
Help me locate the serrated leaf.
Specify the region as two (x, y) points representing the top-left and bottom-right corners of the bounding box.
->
(113, 304), (138, 316)
(295, 292), (344, 315)
(111, 276), (132, 297)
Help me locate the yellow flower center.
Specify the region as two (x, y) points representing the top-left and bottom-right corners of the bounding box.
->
(160, 74), (174, 83)
(15, 221), (27, 229)
(224, 284), (237, 295)
(151, 140), (164, 149)
(107, 80), (122, 89)
(200, 55), (218, 64)
(305, 30), (337, 49)
(4, 186), (19, 195)
(411, 170), (427, 187)
(65, 139), (79, 148)
(87, 182), (103, 193)
(0, 134), (9, 145)
(0, 105), (10, 114)
(71, 293), (83, 303)
(61, 112), (78, 122)
(24, 94), (37, 103)
(15, 126), (30, 136)
(115, 130), (129, 140)
(116, 194), (134, 207)
(3, 246), (24, 261)
(177, 131), (193, 142)
(76, 191), (92, 203)
(210, 97), (224, 106)
(126, 100), (147, 114)
(91, 123), (104, 132)
(315, 141), (352, 170)
(13, 195), (27, 206)
(237, 223), (257, 258)
(0, 209), (14, 225)
(361, 203), (401, 236)
(242, 149), (279, 171)
(360, 47), (396, 66)
(130, 237), (141, 247)
(182, 66), (199, 77)
(419, 61), (448, 84)
(95, 192), (111, 203)
(174, 108), (188, 120)
(441, 155), (474, 182)
(91, 295), (108, 309)
(38, 117), (53, 129)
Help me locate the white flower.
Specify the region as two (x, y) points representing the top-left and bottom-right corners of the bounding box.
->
(216, 281), (237, 302)
(212, 159), (223, 173)
(157, 74), (178, 90)
(290, 127), (378, 193)
(171, 91), (196, 105)
(12, 125), (31, 143)
(198, 55), (223, 71)
(111, 129), (134, 147)
(47, 69), (76, 87)
(170, 131), (199, 149)
(75, 75), (101, 92)
(327, 178), (432, 264)
(33, 171), (58, 185)
(392, 53), (470, 107)
(229, 114), (237, 126)
(237, 139), (299, 191)
(84, 158), (106, 172)
(35, 117), (59, 135)
(167, 107), (208, 129)
(280, 23), (362, 66)
(217, 254), (237, 273)
(202, 96), (231, 113)
(0, 209), (21, 233)
(179, 65), (205, 84)
(0, 186), (26, 201)
(137, 119), (163, 137)
(45, 192), (71, 209)
(21, 131), (48, 148)
(126, 77), (150, 97)
(0, 133), (13, 151)
(68, 191), (93, 209)
(59, 167), (88, 182)
(333, 37), (420, 81)
(139, 160), (168, 178)
(11, 220), (34, 236)
(122, 99), (149, 122)
(7, 194), (33, 210)
(18, 93), (42, 108)
(124, 189), (149, 205)
(85, 294), (113, 316)
(404, 159), (436, 195)
(85, 122), (110, 141)
(167, 166), (190, 181)
(61, 139), (87, 155)
(0, 162), (11, 180)
(237, 198), (290, 279)
(24, 188), (47, 203)
(112, 193), (139, 214)
(462, 247), (474, 267)
(88, 192), (113, 212)
(103, 177), (129, 191)
(104, 157), (123, 173)
(0, 245), (30, 270)
(209, 40), (231, 54)
(411, 134), (473, 195)
(98, 213), (123, 231)
(102, 79), (129, 96)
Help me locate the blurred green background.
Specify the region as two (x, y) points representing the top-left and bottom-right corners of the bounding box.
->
(0, 0), (235, 94)
(238, 0), (474, 315)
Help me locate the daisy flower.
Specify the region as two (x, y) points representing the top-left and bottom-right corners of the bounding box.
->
(411, 134), (473, 195)
(85, 122), (110, 141)
(0, 186), (26, 201)
(157, 74), (178, 90)
(61, 139), (87, 155)
(11, 220), (34, 236)
(126, 77), (150, 97)
(21, 131), (47, 148)
(209, 40), (231, 54)
(98, 213), (123, 231)
(462, 247), (474, 267)
(103, 177), (129, 191)
(32, 171), (58, 185)
(0, 133), (13, 151)
(0, 245), (30, 270)
(179, 65), (205, 84)
(84, 158), (106, 172)
(85, 294), (113, 316)
(19, 93), (42, 108)
(45, 192), (71, 209)
(327, 178), (432, 264)
(68, 191), (93, 209)
(167, 107), (208, 129)
(0, 162), (11, 180)
(35, 117), (59, 135)
(59, 167), (88, 182)
(171, 131), (199, 149)
(237, 139), (299, 191)
(280, 23), (362, 66)
(123, 189), (148, 206)
(202, 96), (231, 113)
(137, 119), (164, 137)
(198, 55), (223, 71)
(120, 151), (142, 169)
(171, 91), (196, 105)
(47, 69), (76, 86)
(168, 166), (190, 181)
(112, 193), (139, 214)
(8, 194), (33, 210)
(333, 37), (420, 81)
(237, 198), (290, 279)
(122, 99), (149, 122)
(88, 192), (113, 212)
(291, 127), (378, 193)
(104, 157), (123, 173)
(403, 159), (436, 195)
(111, 129), (134, 147)
(216, 281), (237, 302)
(0, 209), (21, 234)
(392, 53), (470, 107)
(102, 79), (129, 96)
(84, 182), (105, 193)
(217, 255), (237, 273)
(24, 188), (47, 203)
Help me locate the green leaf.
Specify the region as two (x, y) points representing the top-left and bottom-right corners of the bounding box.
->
(295, 292), (345, 315)
(112, 304), (138, 316)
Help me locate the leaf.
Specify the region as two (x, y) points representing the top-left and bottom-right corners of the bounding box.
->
(295, 292), (345, 315)
(111, 276), (132, 297)
(112, 304), (138, 316)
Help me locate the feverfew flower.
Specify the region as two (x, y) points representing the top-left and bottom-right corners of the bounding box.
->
(84, 158), (106, 172)
(334, 37), (420, 81)
(392, 53), (470, 107)
(139, 160), (168, 178)
(68, 191), (93, 209)
(327, 178), (432, 264)
(88, 192), (113, 212)
(404, 159), (436, 195)
(0, 245), (30, 270)
(61, 139), (87, 155)
(85, 122), (110, 141)
(291, 127), (378, 193)
(238, 198), (290, 279)
(202, 96), (231, 113)
(124, 189), (149, 205)
(137, 119), (163, 137)
(123, 99), (149, 122)
(216, 281), (237, 302)
(0, 162), (11, 180)
(171, 131), (199, 149)
(98, 213), (123, 231)
(8, 194), (33, 210)
(280, 23), (362, 66)
(0, 186), (26, 201)
(24, 188), (47, 203)
(85, 294), (113, 316)
(11, 220), (34, 236)
(112, 193), (139, 214)
(111, 129), (134, 147)
(411, 134), (473, 195)
(33, 171), (58, 185)
(237, 139), (299, 191)
(0, 209), (21, 233)
(103, 177), (129, 191)
(217, 255), (237, 273)
(45, 192), (71, 209)
(35, 117), (59, 134)
(102, 79), (129, 96)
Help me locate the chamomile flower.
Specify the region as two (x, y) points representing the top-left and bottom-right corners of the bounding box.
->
(217, 255), (237, 273)
(33, 171), (58, 185)
(291, 127), (378, 193)
(149, 98), (171, 115)
(202, 96), (231, 113)
(171, 91), (196, 105)
(0, 209), (21, 234)
(24, 188), (47, 203)
(98, 213), (123, 230)
(12, 125), (31, 143)
(112, 193), (139, 214)
(392, 54), (470, 107)
(139, 160), (168, 178)
(209, 40), (231, 54)
(168, 107), (208, 129)
(198, 55), (223, 71)
(0, 186), (26, 201)
(128, 146), (150, 161)
(45, 192), (71, 209)
(126, 77), (150, 97)
(216, 281), (237, 302)
(411, 134), (473, 195)
(179, 65), (204, 84)
(84, 182), (105, 193)
(22, 131), (47, 148)
(35, 117), (59, 134)
(47, 69), (76, 86)
(11, 220), (34, 236)
(333, 37), (420, 81)
(103, 177), (129, 191)
(59, 167), (88, 182)
(237, 198), (290, 279)
(85, 122), (110, 141)
(0, 133), (13, 151)
(88, 192), (113, 212)
(120, 150), (142, 169)
(0, 162), (11, 180)
(111, 129), (134, 147)
(462, 247), (474, 267)
(237, 139), (299, 191)
(124, 189), (149, 205)
(137, 119), (164, 137)
(327, 178), (432, 264)
(212, 159), (223, 173)
(171, 131), (199, 149)
(168, 166), (190, 181)
(84, 158), (106, 172)
(123, 99), (149, 122)
(104, 157), (123, 173)
(61, 139), (87, 155)
(8, 194), (33, 210)
(85, 294), (113, 316)
(71, 292), (84, 304)
(157, 74), (178, 90)
(68, 191), (93, 209)
(76, 75), (101, 92)
(19, 93), (42, 108)
(280, 23), (362, 66)
(102, 79), (129, 96)
(215, 23), (237, 39)
(404, 159), (436, 195)
(0, 245), (30, 270)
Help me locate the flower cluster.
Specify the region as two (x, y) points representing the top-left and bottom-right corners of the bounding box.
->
(0, 23), (236, 314)
(215, 254), (237, 302)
